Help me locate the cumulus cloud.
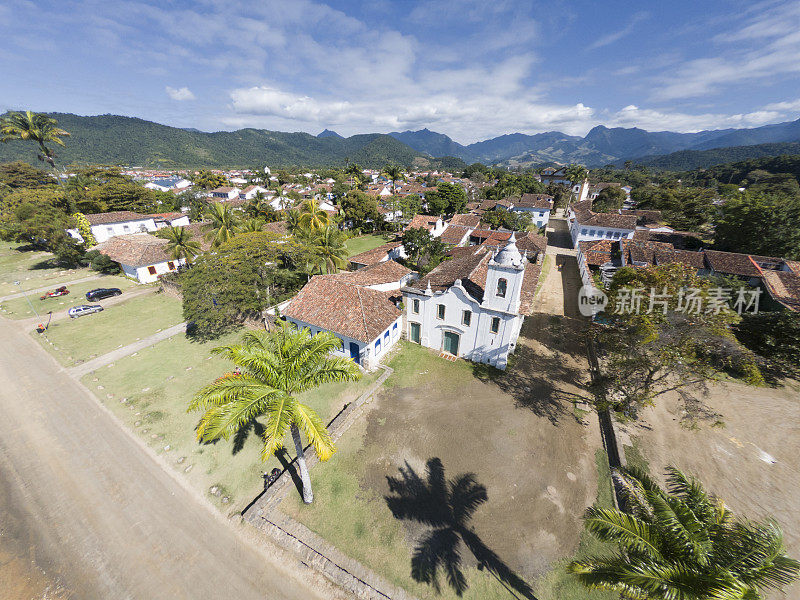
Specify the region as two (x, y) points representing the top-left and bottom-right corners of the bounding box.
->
(165, 86), (195, 101)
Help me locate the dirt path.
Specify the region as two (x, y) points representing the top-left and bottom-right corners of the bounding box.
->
(535, 219), (582, 317)
(0, 317), (347, 600)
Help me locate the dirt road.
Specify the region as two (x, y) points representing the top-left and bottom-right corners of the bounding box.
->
(0, 318), (344, 600)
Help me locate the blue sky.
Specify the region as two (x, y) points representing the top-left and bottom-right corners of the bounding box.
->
(2, 0), (800, 143)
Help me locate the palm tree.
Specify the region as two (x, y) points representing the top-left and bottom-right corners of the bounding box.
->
(239, 217), (264, 233)
(204, 202), (240, 247)
(162, 225), (201, 264)
(384, 164), (405, 194)
(284, 209), (302, 233)
(569, 467), (800, 599)
(189, 325), (361, 503)
(305, 225), (348, 274)
(565, 164), (588, 186)
(298, 198), (332, 230)
(345, 163), (363, 189)
(1, 110), (70, 175)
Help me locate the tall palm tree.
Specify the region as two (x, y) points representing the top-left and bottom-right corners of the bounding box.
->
(384, 164), (405, 194)
(298, 198), (332, 230)
(345, 163), (363, 189)
(162, 225), (201, 264)
(189, 325), (361, 503)
(1, 110), (70, 175)
(565, 164), (588, 186)
(284, 208), (302, 233)
(204, 202), (240, 247)
(569, 467), (800, 599)
(305, 225), (348, 274)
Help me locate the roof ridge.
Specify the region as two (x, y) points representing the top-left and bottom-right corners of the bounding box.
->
(356, 287), (369, 341)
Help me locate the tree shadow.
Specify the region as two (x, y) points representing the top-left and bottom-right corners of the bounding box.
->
(473, 314), (592, 424)
(274, 448), (304, 496)
(385, 458), (537, 599)
(231, 419), (265, 455)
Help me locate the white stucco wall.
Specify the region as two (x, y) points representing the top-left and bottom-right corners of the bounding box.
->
(127, 257), (185, 283)
(404, 281), (523, 370)
(569, 218), (634, 247)
(511, 207), (551, 228)
(91, 218), (157, 243)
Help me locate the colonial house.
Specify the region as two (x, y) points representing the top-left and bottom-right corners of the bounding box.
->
(95, 233), (185, 283)
(144, 177), (192, 192)
(208, 186), (241, 200)
(238, 185), (272, 200)
(282, 262), (411, 369)
(439, 224), (473, 247)
(568, 201), (638, 246)
(505, 193), (554, 228)
(67, 211), (157, 244)
(349, 241), (407, 270)
(405, 214), (447, 237)
(401, 234), (540, 370)
(540, 167), (589, 201)
(149, 212), (190, 229)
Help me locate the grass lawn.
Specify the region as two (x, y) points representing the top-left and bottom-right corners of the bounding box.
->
(82, 329), (380, 513)
(0, 242), (94, 297)
(345, 234), (390, 258)
(0, 276), (140, 319)
(282, 339), (605, 600)
(35, 291), (184, 366)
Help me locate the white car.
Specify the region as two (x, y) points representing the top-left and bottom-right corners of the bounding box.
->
(68, 304), (104, 318)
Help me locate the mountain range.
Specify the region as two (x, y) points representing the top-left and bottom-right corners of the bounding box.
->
(2, 111), (800, 170)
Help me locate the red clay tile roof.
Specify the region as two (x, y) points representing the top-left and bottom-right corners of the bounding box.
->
(262, 221), (289, 236)
(786, 261), (800, 276)
(515, 193), (554, 210)
(576, 209), (638, 230)
(703, 250), (781, 278)
(449, 213), (481, 228)
(96, 233), (173, 267)
(349, 241), (403, 266)
(439, 224), (472, 245)
(406, 214), (440, 231)
(282, 275), (401, 343)
(338, 260), (412, 286)
(85, 211), (152, 225)
(654, 249), (706, 269)
(762, 270), (800, 311)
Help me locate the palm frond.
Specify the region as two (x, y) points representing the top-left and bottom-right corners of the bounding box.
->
(583, 507), (664, 559)
(293, 402), (335, 461)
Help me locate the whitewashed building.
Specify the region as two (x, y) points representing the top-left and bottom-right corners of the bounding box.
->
(67, 211), (157, 244)
(505, 193), (555, 228)
(95, 233), (185, 283)
(567, 200), (637, 247)
(282, 261), (412, 369)
(402, 234), (540, 370)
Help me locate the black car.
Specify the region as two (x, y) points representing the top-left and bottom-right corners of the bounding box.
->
(85, 287), (122, 301)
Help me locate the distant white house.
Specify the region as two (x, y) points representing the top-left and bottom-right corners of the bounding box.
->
(567, 201), (637, 247)
(144, 177), (191, 192)
(67, 211), (157, 245)
(238, 185), (272, 200)
(95, 233), (185, 283)
(208, 187), (241, 200)
(505, 193), (554, 228)
(405, 214), (447, 237)
(149, 212), (191, 229)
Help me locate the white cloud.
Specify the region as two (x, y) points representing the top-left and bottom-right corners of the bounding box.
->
(166, 86), (195, 101)
(587, 12), (649, 50)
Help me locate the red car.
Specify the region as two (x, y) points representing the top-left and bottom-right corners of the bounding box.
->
(40, 286), (70, 300)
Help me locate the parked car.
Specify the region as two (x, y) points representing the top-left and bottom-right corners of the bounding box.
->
(40, 286), (70, 300)
(68, 305), (104, 318)
(85, 287), (122, 301)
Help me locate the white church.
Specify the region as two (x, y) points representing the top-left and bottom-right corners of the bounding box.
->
(401, 234), (540, 370)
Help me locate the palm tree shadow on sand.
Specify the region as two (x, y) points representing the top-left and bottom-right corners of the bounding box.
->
(384, 458), (538, 599)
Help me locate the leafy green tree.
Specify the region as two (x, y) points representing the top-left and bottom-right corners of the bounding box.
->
(80, 181), (167, 214)
(565, 164), (588, 186)
(713, 193), (800, 259)
(570, 466), (800, 599)
(159, 225), (201, 264)
(205, 202), (240, 247)
(595, 264), (762, 418)
(189, 324), (361, 503)
(0, 111), (70, 171)
(72, 212), (96, 246)
(82, 249), (121, 274)
(180, 232), (303, 338)
(480, 208), (533, 231)
(426, 182), (467, 216)
(0, 161), (57, 189)
(401, 227), (447, 274)
(397, 193), (422, 221)
(190, 170), (228, 190)
(734, 310), (800, 381)
(239, 218), (265, 233)
(633, 186), (716, 232)
(592, 185), (627, 212)
(340, 190), (382, 232)
(345, 163), (363, 189)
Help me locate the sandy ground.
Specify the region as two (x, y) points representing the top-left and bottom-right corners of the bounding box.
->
(357, 311), (600, 582)
(0, 317), (347, 600)
(621, 379), (800, 597)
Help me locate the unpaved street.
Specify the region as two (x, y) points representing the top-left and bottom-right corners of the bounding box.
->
(0, 318), (342, 600)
